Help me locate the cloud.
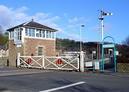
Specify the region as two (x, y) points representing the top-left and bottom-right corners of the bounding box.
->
(0, 5), (12, 28)
(58, 17), (88, 40)
(0, 5), (90, 41)
(0, 5), (61, 31)
(68, 17), (88, 29)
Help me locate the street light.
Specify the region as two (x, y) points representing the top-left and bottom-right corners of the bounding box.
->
(80, 24), (85, 72)
(80, 24), (85, 52)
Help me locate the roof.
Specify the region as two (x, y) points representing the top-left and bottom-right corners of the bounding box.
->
(7, 20), (58, 32)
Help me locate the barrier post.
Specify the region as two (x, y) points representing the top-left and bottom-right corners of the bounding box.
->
(77, 57), (80, 70)
(80, 51), (84, 72)
(42, 55), (45, 69)
(17, 53), (20, 67)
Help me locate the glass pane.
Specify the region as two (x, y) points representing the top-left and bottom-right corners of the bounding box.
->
(36, 30), (39, 37)
(48, 31), (50, 38)
(19, 29), (22, 40)
(29, 29), (31, 36)
(46, 31), (49, 38)
(28, 28), (35, 37)
(39, 30), (42, 37)
(10, 31), (14, 39)
(31, 29), (35, 37)
(42, 30), (45, 38)
(25, 28), (29, 36)
(52, 32), (54, 38)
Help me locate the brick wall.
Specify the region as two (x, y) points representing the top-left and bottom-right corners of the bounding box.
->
(8, 40), (23, 67)
(24, 38), (56, 56)
(8, 38), (56, 66)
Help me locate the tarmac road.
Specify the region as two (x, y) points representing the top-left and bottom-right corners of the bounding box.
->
(0, 68), (129, 92)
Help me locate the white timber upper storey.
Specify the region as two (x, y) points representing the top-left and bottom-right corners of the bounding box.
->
(7, 20), (57, 45)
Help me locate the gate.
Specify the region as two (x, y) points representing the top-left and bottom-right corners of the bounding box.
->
(18, 55), (43, 68)
(44, 56), (79, 70)
(17, 53), (79, 71)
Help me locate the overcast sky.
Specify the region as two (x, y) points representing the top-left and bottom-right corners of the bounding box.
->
(0, 0), (129, 43)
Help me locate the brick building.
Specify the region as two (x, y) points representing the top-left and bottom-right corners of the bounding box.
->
(7, 20), (57, 66)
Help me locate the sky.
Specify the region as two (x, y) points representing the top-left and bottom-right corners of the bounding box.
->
(0, 0), (129, 43)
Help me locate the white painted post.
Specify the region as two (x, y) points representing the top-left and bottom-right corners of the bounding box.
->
(21, 27), (25, 43)
(17, 53), (20, 67)
(77, 57), (80, 70)
(45, 30), (47, 38)
(42, 55), (45, 69)
(80, 51), (84, 72)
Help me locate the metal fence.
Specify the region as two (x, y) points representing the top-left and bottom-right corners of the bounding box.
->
(117, 63), (129, 73)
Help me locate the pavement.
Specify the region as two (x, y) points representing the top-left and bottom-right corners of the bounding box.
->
(0, 67), (129, 92)
(0, 67), (50, 76)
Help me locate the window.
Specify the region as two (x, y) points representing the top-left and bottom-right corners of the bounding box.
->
(39, 29), (42, 37)
(25, 28), (54, 39)
(48, 31), (51, 38)
(46, 31), (49, 38)
(36, 29), (40, 37)
(25, 28), (29, 36)
(42, 30), (45, 38)
(36, 29), (42, 37)
(14, 28), (22, 41)
(51, 32), (54, 38)
(32, 29), (35, 37)
(29, 28), (35, 37)
(36, 29), (45, 38)
(10, 31), (14, 39)
(46, 31), (52, 38)
(17, 28), (22, 40)
(38, 47), (43, 56)
(26, 28), (35, 37)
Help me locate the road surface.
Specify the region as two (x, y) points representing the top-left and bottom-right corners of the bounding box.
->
(0, 67), (129, 92)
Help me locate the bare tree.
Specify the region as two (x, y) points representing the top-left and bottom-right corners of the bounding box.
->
(0, 25), (8, 48)
(123, 36), (129, 46)
(0, 25), (4, 34)
(118, 36), (129, 63)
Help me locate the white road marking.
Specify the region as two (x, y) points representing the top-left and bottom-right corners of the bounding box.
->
(39, 81), (85, 92)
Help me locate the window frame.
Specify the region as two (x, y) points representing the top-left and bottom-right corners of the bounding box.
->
(37, 46), (43, 56)
(25, 28), (55, 39)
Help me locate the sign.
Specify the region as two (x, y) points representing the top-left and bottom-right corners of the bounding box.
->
(92, 51), (96, 54)
(94, 62), (99, 70)
(85, 62), (92, 67)
(115, 51), (119, 55)
(16, 44), (22, 47)
(103, 44), (115, 48)
(56, 58), (63, 65)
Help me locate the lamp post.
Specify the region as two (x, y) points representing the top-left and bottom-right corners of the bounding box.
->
(79, 24), (85, 72)
(80, 24), (85, 52)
